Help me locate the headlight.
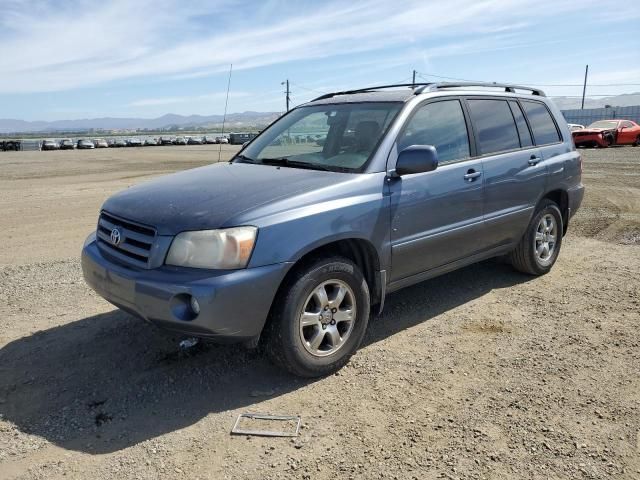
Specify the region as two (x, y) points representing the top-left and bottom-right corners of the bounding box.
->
(166, 227), (257, 269)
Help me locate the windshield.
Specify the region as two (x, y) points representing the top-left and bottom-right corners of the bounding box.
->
(588, 120), (619, 129)
(237, 102), (402, 172)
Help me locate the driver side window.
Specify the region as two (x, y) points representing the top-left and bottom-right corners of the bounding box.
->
(398, 100), (470, 164)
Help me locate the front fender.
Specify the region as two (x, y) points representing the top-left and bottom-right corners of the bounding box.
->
(239, 177), (391, 269)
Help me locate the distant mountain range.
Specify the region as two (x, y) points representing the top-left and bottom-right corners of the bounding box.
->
(549, 92), (640, 110)
(0, 111), (281, 134)
(1, 92), (639, 134)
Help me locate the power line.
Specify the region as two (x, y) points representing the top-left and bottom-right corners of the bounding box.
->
(416, 71), (640, 87)
(289, 82), (327, 94)
(548, 94), (629, 98)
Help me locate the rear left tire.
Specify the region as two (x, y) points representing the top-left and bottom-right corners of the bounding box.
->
(509, 199), (563, 276)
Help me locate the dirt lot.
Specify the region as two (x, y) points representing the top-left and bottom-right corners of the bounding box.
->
(0, 145), (639, 480)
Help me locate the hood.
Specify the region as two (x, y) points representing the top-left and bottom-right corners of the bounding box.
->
(102, 162), (353, 235)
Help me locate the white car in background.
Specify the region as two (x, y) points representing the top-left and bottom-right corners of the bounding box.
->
(568, 123), (585, 132)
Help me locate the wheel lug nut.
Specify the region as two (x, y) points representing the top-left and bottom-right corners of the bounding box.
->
(332, 308), (337, 313)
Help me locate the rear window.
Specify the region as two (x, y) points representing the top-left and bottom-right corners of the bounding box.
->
(467, 99), (520, 155)
(521, 101), (561, 145)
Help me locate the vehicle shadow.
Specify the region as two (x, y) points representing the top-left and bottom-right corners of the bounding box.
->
(0, 260), (531, 454)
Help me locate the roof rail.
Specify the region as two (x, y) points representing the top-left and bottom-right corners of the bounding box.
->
(311, 83), (433, 101)
(414, 82), (546, 97)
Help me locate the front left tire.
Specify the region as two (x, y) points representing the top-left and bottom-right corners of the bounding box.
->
(264, 257), (370, 377)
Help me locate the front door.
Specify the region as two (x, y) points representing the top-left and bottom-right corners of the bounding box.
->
(618, 121), (638, 144)
(388, 99), (485, 282)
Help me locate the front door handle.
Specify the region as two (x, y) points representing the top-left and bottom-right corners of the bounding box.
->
(464, 170), (482, 182)
(529, 155), (541, 166)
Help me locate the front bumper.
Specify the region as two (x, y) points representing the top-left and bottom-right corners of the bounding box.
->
(573, 133), (609, 147)
(81, 235), (291, 341)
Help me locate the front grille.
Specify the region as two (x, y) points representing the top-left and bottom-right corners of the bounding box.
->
(96, 211), (156, 267)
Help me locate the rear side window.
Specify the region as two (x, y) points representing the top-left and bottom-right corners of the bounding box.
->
(398, 100), (470, 164)
(521, 101), (561, 145)
(508, 101), (533, 147)
(467, 99), (520, 155)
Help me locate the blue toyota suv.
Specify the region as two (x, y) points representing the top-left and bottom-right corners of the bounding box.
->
(82, 82), (584, 377)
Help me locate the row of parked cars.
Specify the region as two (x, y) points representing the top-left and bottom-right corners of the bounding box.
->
(569, 119), (640, 148)
(41, 135), (230, 150)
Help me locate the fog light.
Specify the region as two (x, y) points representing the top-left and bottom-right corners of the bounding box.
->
(190, 296), (200, 315)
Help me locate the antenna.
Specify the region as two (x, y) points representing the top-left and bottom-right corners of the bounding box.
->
(218, 63), (233, 162)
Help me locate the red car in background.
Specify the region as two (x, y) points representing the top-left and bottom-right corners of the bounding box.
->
(572, 119), (640, 148)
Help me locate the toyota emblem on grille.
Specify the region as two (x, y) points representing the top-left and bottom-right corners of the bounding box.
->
(110, 228), (122, 246)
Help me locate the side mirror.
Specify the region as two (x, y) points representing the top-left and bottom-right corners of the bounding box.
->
(394, 145), (438, 176)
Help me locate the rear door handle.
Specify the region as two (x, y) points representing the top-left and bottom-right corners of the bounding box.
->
(464, 170), (482, 182)
(528, 155), (541, 166)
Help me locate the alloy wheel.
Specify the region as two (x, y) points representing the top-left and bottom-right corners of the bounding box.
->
(534, 213), (557, 266)
(299, 279), (356, 357)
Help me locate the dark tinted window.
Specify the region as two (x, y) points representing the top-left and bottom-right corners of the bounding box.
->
(467, 99), (520, 155)
(508, 101), (533, 147)
(398, 100), (470, 164)
(521, 101), (561, 145)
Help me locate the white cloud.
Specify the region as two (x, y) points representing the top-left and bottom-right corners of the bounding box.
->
(0, 0), (637, 94)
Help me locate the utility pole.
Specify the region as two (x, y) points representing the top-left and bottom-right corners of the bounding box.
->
(581, 65), (589, 110)
(281, 79), (291, 112)
(412, 70), (416, 87)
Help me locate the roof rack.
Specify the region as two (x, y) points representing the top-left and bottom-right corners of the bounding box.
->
(311, 83), (432, 101)
(310, 82), (546, 102)
(414, 82), (545, 96)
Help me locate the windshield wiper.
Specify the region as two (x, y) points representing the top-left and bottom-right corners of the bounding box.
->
(260, 157), (334, 171)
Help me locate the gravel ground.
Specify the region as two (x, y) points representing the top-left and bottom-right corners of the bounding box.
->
(0, 145), (639, 480)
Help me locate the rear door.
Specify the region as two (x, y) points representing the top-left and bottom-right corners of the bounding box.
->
(466, 97), (547, 248)
(388, 99), (485, 282)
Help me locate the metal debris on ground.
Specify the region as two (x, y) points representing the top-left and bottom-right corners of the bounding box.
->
(179, 337), (199, 349)
(231, 413), (301, 437)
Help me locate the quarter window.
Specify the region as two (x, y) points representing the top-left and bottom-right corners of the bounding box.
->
(521, 101), (561, 145)
(467, 99), (520, 155)
(398, 100), (470, 164)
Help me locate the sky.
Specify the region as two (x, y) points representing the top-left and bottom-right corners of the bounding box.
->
(1, 0), (639, 121)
